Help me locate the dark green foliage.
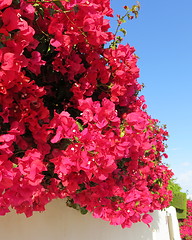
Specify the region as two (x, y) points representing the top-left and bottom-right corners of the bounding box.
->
(66, 197), (88, 215)
(168, 179), (187, 219)
(171, 192), (187, 219)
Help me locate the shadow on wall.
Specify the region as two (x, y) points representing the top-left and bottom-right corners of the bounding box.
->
(0, 199), (177, 240)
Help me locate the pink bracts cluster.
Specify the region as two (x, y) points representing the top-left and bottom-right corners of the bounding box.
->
(179, 200), (192, 239)
(0, 0), (173, 228)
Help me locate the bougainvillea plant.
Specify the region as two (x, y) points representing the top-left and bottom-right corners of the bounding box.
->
(179, 200), (192, 239)
(0, 0), (173, 228)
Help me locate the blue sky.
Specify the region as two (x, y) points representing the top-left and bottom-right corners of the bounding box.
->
(110, 0), (192, 196)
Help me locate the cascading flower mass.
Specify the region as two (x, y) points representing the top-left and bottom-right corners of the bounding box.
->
(0, 0), (173, 228)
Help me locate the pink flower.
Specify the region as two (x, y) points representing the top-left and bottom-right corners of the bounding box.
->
(0, 0), (12, 10)
(142, 214), (153, 226)
(27, 51), (45, 75)
(0, 0), (173, 228)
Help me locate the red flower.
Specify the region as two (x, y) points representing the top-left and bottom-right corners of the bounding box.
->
(0, 0), (12, 10)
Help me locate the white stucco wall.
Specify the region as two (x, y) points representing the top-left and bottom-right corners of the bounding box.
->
(166, 206), (182, 240)
(0, 199), (181, 240)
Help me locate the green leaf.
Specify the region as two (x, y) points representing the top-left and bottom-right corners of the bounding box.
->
(135, 201), (140, 206)
(12, 0), (20, 5)
(119, 28), (127, 36)
(134, 11), (139, 18)
(88, 150), (98, 155)
(51, 138), (72, 150)
(74, 136), (79, 142)
(0, 42), (6, 49)
(49, 8), (56, 16)
(53, 1), (65, 11)
(119, 17), (126, 23)
(120, 130), (125, 137)
(35, 5), (45, 18)
(76, 121), (84, 131)
(80, 207), (88, 215)
(73, 5), (79, 13)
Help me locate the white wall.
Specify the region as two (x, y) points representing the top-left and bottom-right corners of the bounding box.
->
(0, 199), (181, 240)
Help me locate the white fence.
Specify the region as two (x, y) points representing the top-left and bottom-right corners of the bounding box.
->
(0, 199), (181, 240)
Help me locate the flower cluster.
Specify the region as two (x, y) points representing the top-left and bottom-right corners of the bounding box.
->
(0, 0), (173, 227)
(179, 200), (192, 239)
